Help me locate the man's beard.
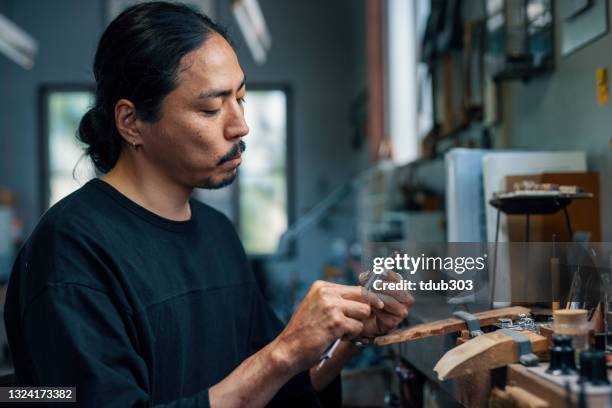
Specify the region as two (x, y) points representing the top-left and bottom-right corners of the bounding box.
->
(198, 172), (238, 190)
(197, 140), (246, 190)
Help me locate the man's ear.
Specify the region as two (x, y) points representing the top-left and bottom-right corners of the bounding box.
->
(114, 99), (144, 147)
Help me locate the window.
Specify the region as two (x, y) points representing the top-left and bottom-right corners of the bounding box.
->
(40, 86), (96, 211)
(238, 87), (290, 255)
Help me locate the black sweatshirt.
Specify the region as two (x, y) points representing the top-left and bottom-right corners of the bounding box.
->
(4, 179), (340, 407)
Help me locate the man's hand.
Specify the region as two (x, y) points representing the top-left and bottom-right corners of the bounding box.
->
(210, 281), (373, 407)
(357, 271), (414, 337)
(272, 280), (372, 372)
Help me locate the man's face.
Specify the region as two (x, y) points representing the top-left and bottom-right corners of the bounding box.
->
(140, 33), (249, 189)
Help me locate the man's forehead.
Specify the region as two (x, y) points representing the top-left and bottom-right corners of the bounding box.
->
(177, 35), (243, 92)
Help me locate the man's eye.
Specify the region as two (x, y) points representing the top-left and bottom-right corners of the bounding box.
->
(238, 97), (246, 104)
(202, 109), (220, 116)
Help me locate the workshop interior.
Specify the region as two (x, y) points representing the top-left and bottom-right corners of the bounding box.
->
(2, 0), (612, 406)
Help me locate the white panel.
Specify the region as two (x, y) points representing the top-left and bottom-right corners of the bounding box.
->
(446, 148), (489, 242)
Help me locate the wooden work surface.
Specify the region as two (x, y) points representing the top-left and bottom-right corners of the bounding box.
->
(434, 330), (547, 380)
(375, 305), (530, 345)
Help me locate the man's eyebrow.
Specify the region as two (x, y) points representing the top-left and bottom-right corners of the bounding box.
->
(197, 76), (247, 99)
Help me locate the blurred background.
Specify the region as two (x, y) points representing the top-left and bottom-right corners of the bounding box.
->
(1, 0), (612, 406)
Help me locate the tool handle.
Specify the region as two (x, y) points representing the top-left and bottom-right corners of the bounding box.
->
(316, 338), (341, 370)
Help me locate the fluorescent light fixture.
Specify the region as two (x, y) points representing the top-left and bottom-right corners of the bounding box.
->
(0, 13), (37, 69)
(231, 0), (271, 65)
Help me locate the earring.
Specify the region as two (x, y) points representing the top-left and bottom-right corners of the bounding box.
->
(132, 141), (137, 149)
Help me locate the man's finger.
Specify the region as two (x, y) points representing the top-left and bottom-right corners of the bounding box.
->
(340, 317), (364, 339)
(358, 272), (368, 285)
(338, 298), (371, 320)
(360, 287), (384, 309)
(375, 293), (409, 317)
(373, 307), (408, 322)
(359, 270), (402, 285)
(372, 287), (413, 305)
(359, 271), (402, 286)
(338, 285), (384, 309)
(375, 313), (399, 334)
(330, 283), (365, 299)
(382, 287), (414, 305)
(360, 271), (413, 304)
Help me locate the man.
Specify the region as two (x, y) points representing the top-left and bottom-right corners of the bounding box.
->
(4, 2), (413, 407)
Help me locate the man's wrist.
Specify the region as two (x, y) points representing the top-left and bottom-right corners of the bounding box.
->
(267, 338), (298, 376)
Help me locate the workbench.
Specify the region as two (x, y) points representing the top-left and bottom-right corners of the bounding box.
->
(386, 294), (610, 407)
(390, 293), (488, 406)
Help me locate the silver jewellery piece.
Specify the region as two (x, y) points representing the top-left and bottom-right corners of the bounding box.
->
(517, 315), (539, 333)
(495, 315), (540, 333)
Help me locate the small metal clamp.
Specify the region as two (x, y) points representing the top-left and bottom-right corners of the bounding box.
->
(453, 311), (484, 338)
(497, 318), (518, 330)
(500, 328), (540, 367)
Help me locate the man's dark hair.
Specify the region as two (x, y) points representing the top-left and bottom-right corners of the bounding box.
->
(78, 1), (229, 173)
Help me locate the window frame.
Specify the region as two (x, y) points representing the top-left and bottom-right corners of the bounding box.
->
(38, 84), (96, 215)
(237, 83), (295, 260)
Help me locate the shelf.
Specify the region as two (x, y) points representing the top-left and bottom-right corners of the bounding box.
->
(493, 63), (553, 82)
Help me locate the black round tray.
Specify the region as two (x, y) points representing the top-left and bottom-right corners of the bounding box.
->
(488, 193), (592, 215)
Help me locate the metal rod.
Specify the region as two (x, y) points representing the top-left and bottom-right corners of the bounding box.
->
(563, 206), (573, 241)
(491, 209), (501, 307)
(525, 214), (530, 242)
(316, 338), (341, 370)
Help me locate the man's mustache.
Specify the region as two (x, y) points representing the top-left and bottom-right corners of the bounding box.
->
(217, 140), (246, 165)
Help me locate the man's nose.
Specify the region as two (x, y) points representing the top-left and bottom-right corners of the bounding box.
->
(226, 104), (249, 140)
